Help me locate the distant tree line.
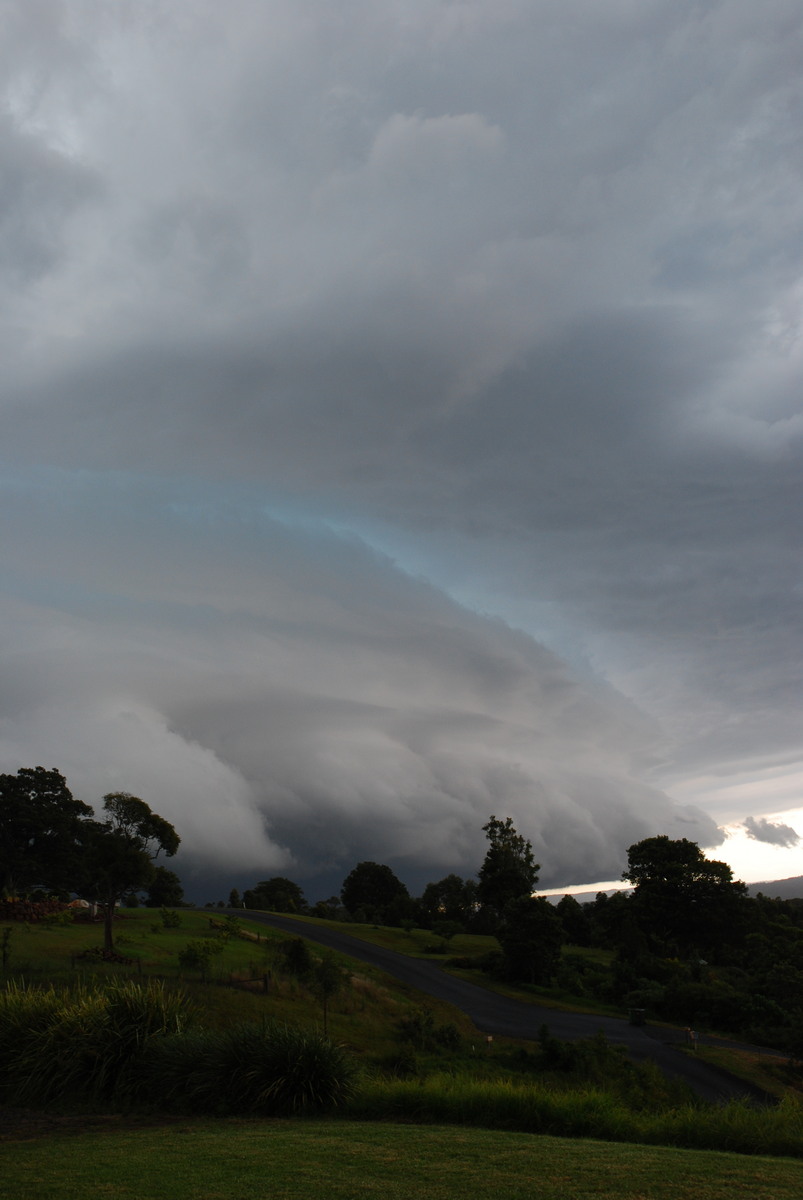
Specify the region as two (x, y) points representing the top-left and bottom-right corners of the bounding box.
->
(234, 821), (803, 1056)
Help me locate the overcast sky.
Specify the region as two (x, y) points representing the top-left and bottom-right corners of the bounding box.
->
(1, 1), (801, 901)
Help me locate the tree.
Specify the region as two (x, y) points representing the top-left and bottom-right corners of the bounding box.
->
(340, 861), (410, 924)
(146, 866), (184, 907)
(80, 792), (180, 953)
(497, 896), (564, 985)
(623, 836), (747, 957)
(243, 877), (307, 913)
(555, 894), (592, 946)
(418, 874), (479, 930)
(477, 815), (540, 925)
(0, 767), (93, 896)
(311, 954), (348, 1036)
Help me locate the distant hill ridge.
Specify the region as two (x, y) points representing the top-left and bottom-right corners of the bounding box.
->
(746, 875), (803, 900)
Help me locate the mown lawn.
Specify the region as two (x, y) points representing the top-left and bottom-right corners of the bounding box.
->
(2, 1119), (802, 1200)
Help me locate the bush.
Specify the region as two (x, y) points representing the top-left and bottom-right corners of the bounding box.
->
(280, 937), (313, 979)
(395, 1008), (461, 1052)
(139, 1022), (359, 1115)
(0, 979), (190, 1107)
(178, 938), (224, 979)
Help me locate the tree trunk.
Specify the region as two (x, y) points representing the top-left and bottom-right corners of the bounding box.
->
(103, 901), (115, 953)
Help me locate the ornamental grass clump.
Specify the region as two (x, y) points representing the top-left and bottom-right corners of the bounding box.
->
(0, 978), (191, 1107)
(139, 1020), (359, 1115)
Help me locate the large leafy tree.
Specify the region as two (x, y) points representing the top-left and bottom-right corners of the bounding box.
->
(81, 792), (180, 953)
(418, 874), (479, 930)
(340, 861), (410, 924)
(243, 877), (307, 913)
(145, 866), (185, 907)
(623, 835), (747, 957)
(497, 896), (565, 984)
(477, 815), (540, 925)
(0, 767), (93, 896)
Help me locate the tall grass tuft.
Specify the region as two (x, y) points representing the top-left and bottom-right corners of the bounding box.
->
(140, 1021), (359, 1115)
(0, 978), (192, 1108)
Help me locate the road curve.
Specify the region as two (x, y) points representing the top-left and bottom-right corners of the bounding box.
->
(230, 910), (774, 1106)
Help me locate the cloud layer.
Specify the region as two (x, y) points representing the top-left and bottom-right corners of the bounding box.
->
(1, 1), (801, 894)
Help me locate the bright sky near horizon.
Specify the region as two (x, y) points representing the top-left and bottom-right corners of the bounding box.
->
(1, 1), (801, 900)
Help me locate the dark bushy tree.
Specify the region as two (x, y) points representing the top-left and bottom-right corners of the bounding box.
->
(146, 866), (184, 908)
(623, 835), (747, 957)
(243, 877), (307, 913)
(555, 894), (592, 946)
(340, 861), (410, 924)
(498, 896), (564, 985)
(0, 767), (93, 896)
(418, 874), (479, 930)
(477, 815), (539, 926)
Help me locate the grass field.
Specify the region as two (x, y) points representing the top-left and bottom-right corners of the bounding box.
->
(2, 1119), (802, 1200)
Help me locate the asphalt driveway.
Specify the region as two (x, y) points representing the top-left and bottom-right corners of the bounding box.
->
(230, 910), (776, 1105)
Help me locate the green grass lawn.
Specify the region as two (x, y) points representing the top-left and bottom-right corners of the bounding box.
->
(2, 1119), (801, 1200)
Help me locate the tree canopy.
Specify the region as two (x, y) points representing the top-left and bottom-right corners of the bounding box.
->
(418, 873), (479, 930)
(79, 792), (180, 952)
(243, 877), (308, 913)
(0, 767), (93, 897)
(623, 835), (747, 955)
(477, 815), (540, 923)
(340, 861), (410, 923)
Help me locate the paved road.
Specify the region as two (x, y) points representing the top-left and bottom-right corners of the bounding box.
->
(231, 910), (776, 1105)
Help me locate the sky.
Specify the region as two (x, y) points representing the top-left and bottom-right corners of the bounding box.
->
(1, 0), (801, 903)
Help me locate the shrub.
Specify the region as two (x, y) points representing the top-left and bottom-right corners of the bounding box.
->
(280, 937), (313, 979)
(0, 979), (191, 1107)
(178, 938), (224, 979)
(395, 1008), (461, 1052)
(139, 1021), (359, 1115)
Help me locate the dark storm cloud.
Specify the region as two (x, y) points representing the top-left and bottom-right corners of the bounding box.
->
(743, 816), (801, 848)
(1, 1), (801, 887)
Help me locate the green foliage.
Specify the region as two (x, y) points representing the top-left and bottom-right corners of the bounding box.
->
(159, 907), (182, 929)
(280, 936), (313, 978)
(139, 1021), (359, 1115)
(0, 766), (93, 896)
(146, 866), (184, 907)
(477, 816), (539, 925)
(221, 913), (241, 938)
(341, 861), (411, 924)
(0, 979), (190, 1107)
(419, 874), (479, 929)
(395, 1007), (461, 1052)
(178, 938), (225, 979)
(623, 836), (748, 957)
(311, 954), (348, 1035)
(497, 896), (564, 984)
(346, 1076), (803, 1158)
(243, 877), (307, 913)
(81, 793), (181, 954)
